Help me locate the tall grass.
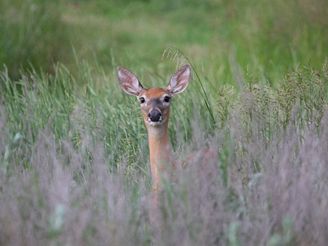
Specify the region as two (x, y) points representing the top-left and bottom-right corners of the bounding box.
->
(1, 61), (328, 245)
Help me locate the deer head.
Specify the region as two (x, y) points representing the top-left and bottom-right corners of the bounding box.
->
(117, 64), (192, 128)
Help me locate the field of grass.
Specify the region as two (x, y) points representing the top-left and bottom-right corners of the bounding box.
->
(1, 0), (328, 245)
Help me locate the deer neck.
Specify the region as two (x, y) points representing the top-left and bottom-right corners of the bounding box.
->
(146, 121), (172, 190)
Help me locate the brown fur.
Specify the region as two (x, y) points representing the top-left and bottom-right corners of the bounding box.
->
(138, 88), (174, 191)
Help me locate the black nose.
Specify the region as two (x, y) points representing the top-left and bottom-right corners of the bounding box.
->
(148, 110), (162, 122)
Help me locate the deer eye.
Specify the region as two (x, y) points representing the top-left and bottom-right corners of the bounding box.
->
(164, 96), (171, 103)
(139, 97), (145, 104)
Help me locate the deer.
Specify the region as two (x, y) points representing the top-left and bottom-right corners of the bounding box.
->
(117, 64), (191, 193)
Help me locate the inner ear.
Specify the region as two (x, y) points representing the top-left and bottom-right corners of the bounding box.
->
(167, 64), (191, 95)
(117, 67), (144, 96)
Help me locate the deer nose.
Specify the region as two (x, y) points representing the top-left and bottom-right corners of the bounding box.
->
(148, 110), (162, 122)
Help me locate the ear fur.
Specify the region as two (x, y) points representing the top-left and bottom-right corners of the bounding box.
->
(167, 64), (191, 95)
(117, 67), (144, 96)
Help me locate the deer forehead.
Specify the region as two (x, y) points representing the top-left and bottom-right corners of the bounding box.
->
(141, 88), (169, 99)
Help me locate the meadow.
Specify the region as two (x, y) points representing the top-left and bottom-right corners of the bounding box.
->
(1, 0), (328, 245)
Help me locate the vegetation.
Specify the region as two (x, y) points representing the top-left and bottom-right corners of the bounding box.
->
(0, 0), (328, 245)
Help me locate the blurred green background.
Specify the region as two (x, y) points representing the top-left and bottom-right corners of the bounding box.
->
(1, 0), (327, 82)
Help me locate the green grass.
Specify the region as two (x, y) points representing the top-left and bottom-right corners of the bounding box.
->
(71, 0), (328, 81)
(1, 0), (328, 81)
(0, 0), (71, 79)
(2, 59), (327, 171)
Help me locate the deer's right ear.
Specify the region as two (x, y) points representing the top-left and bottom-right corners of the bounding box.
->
(117, 67), (144, 96)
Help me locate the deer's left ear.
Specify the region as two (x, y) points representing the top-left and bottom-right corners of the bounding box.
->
(167, 64), (191, 95)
